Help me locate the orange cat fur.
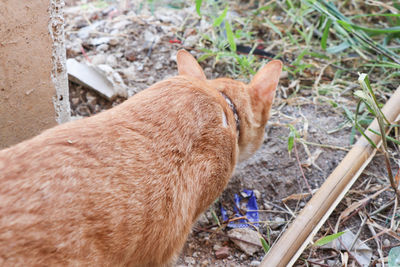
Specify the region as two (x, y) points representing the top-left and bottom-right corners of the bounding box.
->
(0, 50), (282, 266)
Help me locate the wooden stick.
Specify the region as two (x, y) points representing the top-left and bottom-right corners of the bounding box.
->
(260, 86), (400, 267)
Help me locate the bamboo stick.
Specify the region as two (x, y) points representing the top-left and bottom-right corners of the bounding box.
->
(261, 86), (400, 267)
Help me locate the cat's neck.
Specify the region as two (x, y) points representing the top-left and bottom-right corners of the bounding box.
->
(219, 91), (240, 139)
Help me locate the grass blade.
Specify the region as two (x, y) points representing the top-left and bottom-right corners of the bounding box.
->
(260, 236), (270, 253)
(364, 62), (400, 69)
(195, 0), (202, 16)
(337, 20), (400, 35)
(321, 18), (332, 50)
(225, 21), (236, 52)
(368, 129), (400, 146)
(264, 17), (283, 38)
(314, 231), (346, 246)
(213, 6), (228, 27)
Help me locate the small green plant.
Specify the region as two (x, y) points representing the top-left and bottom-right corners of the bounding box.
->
(313, 231), (346, 246)
(287, 124), (300, 155)
(210, 207), (221, 227)
(195, 0), (261, 77)
(304, 0), (400, 65)
(341, 102), (374, 145)
(354, 73), (400, 198)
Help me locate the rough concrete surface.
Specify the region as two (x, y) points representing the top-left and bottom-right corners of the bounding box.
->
(49, 0), (71, 125)
(0, 0), (69, 149)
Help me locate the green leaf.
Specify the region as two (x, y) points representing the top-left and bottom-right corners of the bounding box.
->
(368, 129), (400, 145)
(264, 17), (283, 37)
(351, 13), (400, 19)
(287, 125), (299, 154)
(389, 246), (400, 267)
(198, 53), (215, 62)
(256, 4), (274, 13)
(326, 42), (350, 54)
(195, 0), (202, 16)
(354, 100), (377, 149)
(354, 90), (369, 102)
(260, 236), (270, 253)
(363, 62), (400, 69)
(321, 19), (332, 50)
(225, 21), (236, 52)
(211, 209), (221, 227)
(342, 106), (354, 121)
(304, 0), (400, 64)
(358, 73), (390, 124)
(349, 125), (356, 145)
(288, 131), (295, 153)
(314, 231), (346, 246)
(307, 51), (330, 59)
(337, 20), (400, 35)
(213, 6), (228, 28)
(353, 90), (375, 116)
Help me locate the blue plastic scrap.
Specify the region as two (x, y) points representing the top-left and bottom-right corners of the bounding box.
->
(220, 189), (260, 228)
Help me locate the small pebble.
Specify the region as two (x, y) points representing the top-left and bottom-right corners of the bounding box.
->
(263, 202), (272, 210)
(106, 55), (118, 67)
(239, 254), (247, 260)
(197, 213), (209, 225)
(86, 94), (97, 106)
(215, 246), (230, 259)
(213, 244), (221, 251)
(124, 50), (136, 62)
(122, 66), (137, 81)
(96, 44), (109, 52)
(154, 62), (163, 70)
(184, 35), (199, 47)
(326, 259), (337, 266)
(271, 216), (285, 230)
(383, 239), (390, 247)
(91, 54), (107, 65)
(200, 259), (208, 266)
(147, 77), (155, 85)
(250, 260), (261, 266)
(108, 38), (119, 46)
(184, 256), (195, 265)
(71, 97), (80, 106)
(228, 228), (262, 255)
(253, 189), (261, 199)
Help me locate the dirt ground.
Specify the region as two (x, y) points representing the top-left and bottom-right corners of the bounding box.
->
(64, 1), (399, 266)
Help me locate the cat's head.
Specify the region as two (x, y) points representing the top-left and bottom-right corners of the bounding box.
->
(177, 50), (282, 162)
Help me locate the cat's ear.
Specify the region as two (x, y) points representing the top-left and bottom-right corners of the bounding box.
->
(249, 60), (283, 106)
(177, 50), (207, 80)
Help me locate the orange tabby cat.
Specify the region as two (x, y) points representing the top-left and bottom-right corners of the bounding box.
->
(0, 50), (282, 266)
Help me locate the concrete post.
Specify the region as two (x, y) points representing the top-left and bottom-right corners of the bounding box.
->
(0, 0), (70, 149)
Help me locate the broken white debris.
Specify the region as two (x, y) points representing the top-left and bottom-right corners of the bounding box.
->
(67, 59), (127, 100)
(228, 228), (262, 255)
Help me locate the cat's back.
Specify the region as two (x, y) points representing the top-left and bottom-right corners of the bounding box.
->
(0, 76), (234, 175)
